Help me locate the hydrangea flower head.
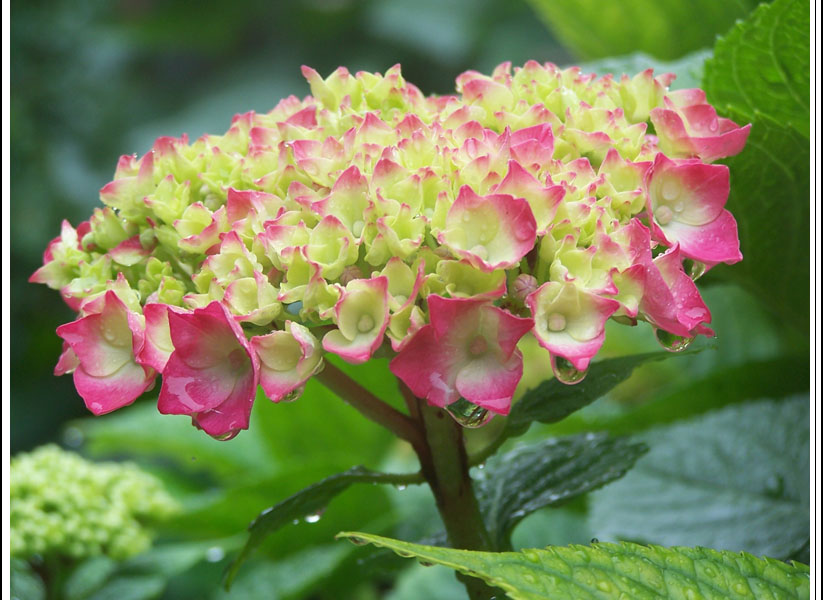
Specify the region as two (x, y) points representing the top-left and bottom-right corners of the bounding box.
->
(10, 445), (178, 561)
(33, 62), (748, 434)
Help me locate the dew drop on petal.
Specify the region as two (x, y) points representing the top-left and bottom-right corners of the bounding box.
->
(551, 356), (588, 384)
(213, 429), (240, 441)
(462, 213), (472, 223)
(352, 220), (365, 237)
(282, 385), (305, 403)
(683, 259), (707, 281)
(446, 398), (493, 428)
(357, 314), (375, 333)
(654, 328), (694, 352)
(547, 313), (566, 332)
(661, 180), (680, 201)
(654, 206), (674, 226)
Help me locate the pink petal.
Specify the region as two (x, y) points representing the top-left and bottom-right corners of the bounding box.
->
(74, 361), (155, 416)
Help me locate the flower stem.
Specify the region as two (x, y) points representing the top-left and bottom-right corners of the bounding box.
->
(400, 385), (499, 600)
(315, 361), (424, 450)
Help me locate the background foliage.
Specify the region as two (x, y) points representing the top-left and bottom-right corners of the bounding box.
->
(10, 0), (810, 598)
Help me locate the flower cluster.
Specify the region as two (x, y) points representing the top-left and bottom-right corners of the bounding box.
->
(10, 445), (178, 560)
(32, 62), (748, 437)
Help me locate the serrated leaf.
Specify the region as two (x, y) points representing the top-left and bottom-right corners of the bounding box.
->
(704, 0), (810, 138)
(526, 0), (758, 60)
(476, 434), (647, 550)
(590, 397), (810, 560)
(338, 532), (810, 600)
(702, 0), (810, 338)
(85, 575), (165, 600)
(224, 465), (419, 588)
(579, 49), (711, 91)
(503, 351), (691, 442)
(705, 114), (810, 338)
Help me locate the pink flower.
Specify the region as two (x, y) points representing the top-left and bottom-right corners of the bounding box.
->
(322, 277), (390, 364)
(650, 89), (751, 162)
(390, 295), (533, 414)
(645, 153), (742, 267)
(639, 244), (713, 338)
(56, 291), (155, 415)
(157, 301), (259, 439)
(438, 185), (537, 271)
(526, 282), (620, 372)
(252, 322), (323, 402)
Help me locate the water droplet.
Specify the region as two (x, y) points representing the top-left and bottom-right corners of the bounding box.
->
(654, 328), (694, 352)
(282, 385), (305, 403)
(357, 314), (375, 333)
(62, 426), (84, 448)
(304, 513), (322, 524)
(662, 180), (680, 201)
(101, 326), (120, 344)
(394, 294), (407, 305)
(419, 560), (434, 567)
(523, 573), (538, 584)
(349, 537), (368, 546)
(683, 259), (707, 281)
(462, 213), (472, 223)
(597, 581), (612, 592)
(654, 205), (674, 225)
(514, 222), (534, 242)
(352, 220), (365, 237)
(205, 546), (225, 562)
(733, 583), (749, 595)
(523, 549), (541, 563)
(213, 429), (240, 441)
(551, 356), (588, 384)
(673, 201), (685, 213)
(547, 312), (566, 332)
(590, 538), (600, 544)
(394, 484), (407, 491)
(446, 398), (493, 428)
(292, 518), (300, 525)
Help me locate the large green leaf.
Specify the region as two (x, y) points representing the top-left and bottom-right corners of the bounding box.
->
(338, 532), (811, 600)
(84, 575), (166, 600)
(475, 434), (647, 550)
(224, 465), (420, 587)
(702, 0), (810, 338)
(526, 0), (758, 61)
(704, 0), (810, 138)
(704, 113), (810, 338)
(589, 397), (810, 560)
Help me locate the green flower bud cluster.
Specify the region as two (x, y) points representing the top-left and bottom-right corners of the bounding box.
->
(10, 445), (178, 561)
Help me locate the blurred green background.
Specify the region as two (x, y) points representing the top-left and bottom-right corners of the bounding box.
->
(10, 0), (810, 598)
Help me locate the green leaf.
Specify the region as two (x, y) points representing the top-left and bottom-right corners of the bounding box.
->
(590, 397), (810, 560)
(578, 49), (711, 91)
(547, 356), (809, 436)
(503, 351), (692, 442)
(338, 532), (811, 600)
(10, 559), (45, 600)
(64, 556), (118, 600)
(704, 0), (810, 138)
(214, 544), (350, 600)
(702, 0), (810, 338)
(526, 0), (758, 60)
(85, 575), (166, 600)
(224, 465), (420, 588)
(475, 434), (647, 550)
(705, 114), (810, 339)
